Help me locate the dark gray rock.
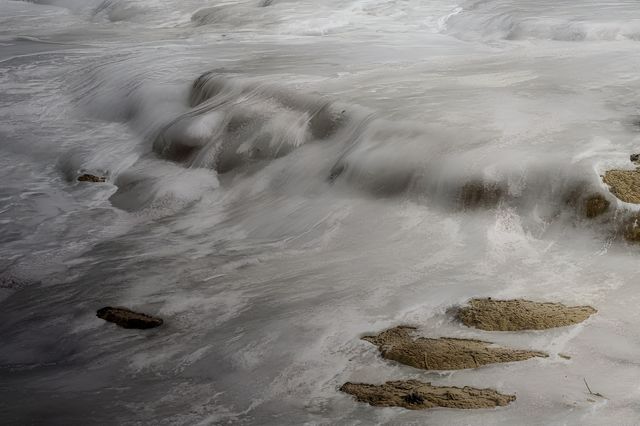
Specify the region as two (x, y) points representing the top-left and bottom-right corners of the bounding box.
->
(97, 307), (163, 329)
(78, 174), (106, 183)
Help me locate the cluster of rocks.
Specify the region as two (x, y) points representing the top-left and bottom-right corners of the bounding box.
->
(451, 152), (640, 244)
(557, 152), (640, 243)
(600, 152), (640, 242)
(340, 298), (597, 411)
(78, 145), (626, 413)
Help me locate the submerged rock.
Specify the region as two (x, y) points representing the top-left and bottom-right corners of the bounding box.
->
(622, 215), (640, 243)
(564, 186), (609, 218)
(362, 326), (546, 371)
(96, 307), (163, 329)
(0, 275), (35, 290)
(583, 193), (610, 218)
(457, 298), (596, 331)
(602, 169), (640, 204)
(78, 174), (106, 183)
(340, 380), (515, 410)
(459, 181), (503, 210)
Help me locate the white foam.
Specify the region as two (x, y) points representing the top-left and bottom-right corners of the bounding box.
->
(2, 0), (640, 424)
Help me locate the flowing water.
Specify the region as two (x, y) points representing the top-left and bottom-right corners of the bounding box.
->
(1, 0), (640, 424)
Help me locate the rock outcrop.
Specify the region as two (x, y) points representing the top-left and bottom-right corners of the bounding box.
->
(340, 380), (515, 410)
(362, 326), (546, 370)
(602, 169), (640, 204)
(457, 298), (596, 331)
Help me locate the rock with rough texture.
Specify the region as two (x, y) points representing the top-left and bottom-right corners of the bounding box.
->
(622, 215), (640, 243)
(78, 174), (106, 183)
(97, 307), (163, 329)
(457, 298), (596, 331)
(362, 326), (546, 370)
(630, 153), (639, 164)
(583, 194), (610, 218)
(563, 187), (609, 218)
(602, 169), (640, 204)
(340, 380), (515, 410)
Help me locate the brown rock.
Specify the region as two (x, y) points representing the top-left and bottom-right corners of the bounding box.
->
(340, 380), (515, 410)
(457, 298), (596, 331)
(96, 307), (163, 329)
(362, 326), (546, 371)
(78, 174), (106, 183)
(602, 169), (640, 204)
(583, 194), (610, 218)
(622, 215), (640, 243)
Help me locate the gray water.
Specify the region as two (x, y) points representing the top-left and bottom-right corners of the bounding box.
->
(1, 0), (640, 424)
